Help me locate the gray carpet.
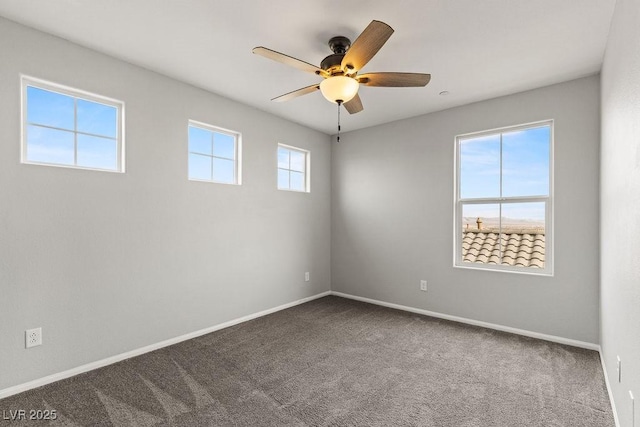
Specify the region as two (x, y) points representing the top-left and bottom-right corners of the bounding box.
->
(0, 296), (614, 426)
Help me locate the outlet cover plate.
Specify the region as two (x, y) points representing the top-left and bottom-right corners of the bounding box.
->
(26, 327), (42, 348)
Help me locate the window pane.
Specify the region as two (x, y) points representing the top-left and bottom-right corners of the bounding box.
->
(462, 204), (501, 232)
(459, 134), (501, 199)
(189, 153), (212, 181)
(77, 135), (117, 170)
(277, 169), (289, 189)
(189, 126), (212, 155)
(26, 125), (74, 165)
(502, 126), (550, 197)
(290, 150), (306, 172)
(77, 99), (117, 138)
(212, 158), (235, 183)
(290, 171), (305, 191)
(501, 202), (545, 232)
(461, 204), (500, 266)
(213, 132), (235, 159)
(26, 86), (74, 130)
(501, 202), (546, 268)
(278, 148), (290, 169)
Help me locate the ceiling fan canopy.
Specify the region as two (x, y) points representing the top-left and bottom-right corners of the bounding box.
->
(252, 20), (431, 115)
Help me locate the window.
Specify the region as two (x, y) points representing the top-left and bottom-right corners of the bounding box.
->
(454, 121), (553, 274)
(277, 144), (309, 192)
(21, 76), (124, 172)
(188, 121), (241, 185)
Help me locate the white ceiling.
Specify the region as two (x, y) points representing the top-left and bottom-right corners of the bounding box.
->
(0, 0), (615, 135)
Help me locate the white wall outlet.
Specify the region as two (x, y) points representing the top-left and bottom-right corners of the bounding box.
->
(305, 272), (310, 282)
(25, 327), (42, 348)
(618, 356), (622, 382)
(420, 280), (427, 292)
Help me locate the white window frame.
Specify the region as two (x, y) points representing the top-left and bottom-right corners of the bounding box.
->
(277, 143), (310, 193)
(187, 120), (242, 185)
(20, 75), (125, 173)
(453, 120), (554, 276)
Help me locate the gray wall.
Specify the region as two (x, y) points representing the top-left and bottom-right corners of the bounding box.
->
(0, 12), (607, 395)
(0, 18), (331, 391)
(601, 0), (640, 425)
(332, 76), (600, 344)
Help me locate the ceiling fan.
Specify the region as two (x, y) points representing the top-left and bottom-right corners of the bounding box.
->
(252, 20), (431, 115)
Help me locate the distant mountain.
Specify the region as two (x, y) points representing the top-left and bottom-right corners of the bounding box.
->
(462, 216), (544, 231)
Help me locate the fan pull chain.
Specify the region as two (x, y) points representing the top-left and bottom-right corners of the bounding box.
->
(337, 101), (342, 143)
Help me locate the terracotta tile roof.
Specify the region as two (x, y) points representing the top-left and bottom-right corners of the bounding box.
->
(462, 228), (545, 269)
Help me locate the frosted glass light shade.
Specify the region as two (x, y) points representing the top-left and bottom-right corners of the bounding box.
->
(319, 76), (359, 104)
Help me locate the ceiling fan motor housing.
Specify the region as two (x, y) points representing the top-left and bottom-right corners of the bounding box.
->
(320, 53), (344, 73)
(321, 36), (351, 73)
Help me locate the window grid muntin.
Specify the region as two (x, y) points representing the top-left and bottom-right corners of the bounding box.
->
(455, 120), (553, 275)
(21, 76), (123, 172)
(188, 121), (239, 185)
(277, 144), (309, 192)
(26, 112), (118, 168)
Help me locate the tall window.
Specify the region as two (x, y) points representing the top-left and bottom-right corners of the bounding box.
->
(455, 121), (553, 274)
(188, 121), (241, 185)
(21, 76), (124, 172)
(277, 144), (309, 192)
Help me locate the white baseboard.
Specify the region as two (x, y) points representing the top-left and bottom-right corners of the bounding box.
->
(330, 291), (599, 351)
(0, 290), (331, 400)
(599, 348), (621, 427)
(2, 288), (617, 425)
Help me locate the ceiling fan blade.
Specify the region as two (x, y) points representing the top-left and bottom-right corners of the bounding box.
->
(271, 84), (320, 102)
(357, 72), (431, 87)
(343, 94), (363, 114)
(253, 47), (327, 76)
(341, 20), (394, 73)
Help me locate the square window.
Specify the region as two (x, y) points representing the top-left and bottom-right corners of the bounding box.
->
(455, 121), (553, 274)
(188, 121), (240, 185)
(22, 76), (124, 172)
(277, 144), (309, 192)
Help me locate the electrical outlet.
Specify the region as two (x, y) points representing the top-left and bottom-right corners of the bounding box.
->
(25, 327), (42, 348)
(618, 356), (622, 383)
(420, 280), (427, 292)
(305, 272), (310, 282)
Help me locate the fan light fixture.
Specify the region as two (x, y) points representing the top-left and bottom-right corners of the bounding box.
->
(319, 76), (359, 104)
(253, 20), (432, 142)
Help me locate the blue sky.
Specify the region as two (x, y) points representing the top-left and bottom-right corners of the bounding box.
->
(27, 85), (243, 182)
(460, 125), (550, 222)
(26, 86), (118, 170)
(277, 147), (305, 191)
(188, 125), (236, 183)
